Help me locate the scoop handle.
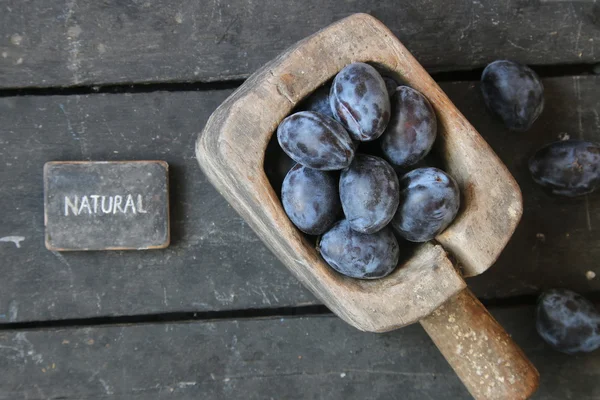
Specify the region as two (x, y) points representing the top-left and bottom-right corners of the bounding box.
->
(419, 288), (539, 400)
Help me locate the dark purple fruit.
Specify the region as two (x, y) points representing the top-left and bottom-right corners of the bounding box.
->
(281, 164), (341, 235)
(536, 289), (600, 354)
(392, 167), (460, 242)
(481, 60), (544, 131)
(330, 62), (391, 141)
(340, 154), (399, 234)
(529, 140), (600, 197)
(318, 219), (399, 279)
(381, 86), (437, 167)
(277, 111), (355, 170)
(383, 76), (398, 97)
(299, 84), (334, 119)
(264, 137), (296, 196)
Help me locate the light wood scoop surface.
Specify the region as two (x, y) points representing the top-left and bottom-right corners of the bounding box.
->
(197, 13), (539, 399)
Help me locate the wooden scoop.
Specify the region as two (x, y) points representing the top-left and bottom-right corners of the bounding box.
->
(196, 13), (539, 399)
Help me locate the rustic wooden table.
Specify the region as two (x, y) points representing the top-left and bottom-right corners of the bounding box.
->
(0, 1), (599, 398)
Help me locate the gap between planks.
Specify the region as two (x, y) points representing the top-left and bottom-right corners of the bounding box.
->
(0, 63), (597, 98)
(2, 293), (600, 332)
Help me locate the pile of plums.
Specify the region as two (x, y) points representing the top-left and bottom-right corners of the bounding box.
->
(276, 62), (460, 279)
(274, 59), (600, 354)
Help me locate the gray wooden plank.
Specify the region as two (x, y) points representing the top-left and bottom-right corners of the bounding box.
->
(0, 89), (317, 323)
(1, 75), (600, 323)
(443, 76), (600, 300)
(0, 306), (597, 399)
(1, 0), (599, 88)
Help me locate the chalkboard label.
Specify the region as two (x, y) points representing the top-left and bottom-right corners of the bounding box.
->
(44, 161), (170, 251)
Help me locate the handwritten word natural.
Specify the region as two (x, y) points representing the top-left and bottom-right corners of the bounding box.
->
(64, 195), (148, 216)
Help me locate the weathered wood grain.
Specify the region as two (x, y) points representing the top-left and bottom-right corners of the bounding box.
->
(421, 289), (539, 399)
(197, 13), (520, 337)
(195, 15), (536, 395)
(1, 75), (599, 323)
(1, 0), (599, 88)
(0, 306), (596, 399)
(444, 75), (600, 300)
(0, 90), (317, 323)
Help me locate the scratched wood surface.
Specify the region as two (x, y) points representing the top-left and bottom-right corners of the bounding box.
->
(445, 76), (600, 299)
(0, 0), (599, 88)
(0, 306), (596, 400)
(0, 90), (316, 322)
(0, 75), (599, 323)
